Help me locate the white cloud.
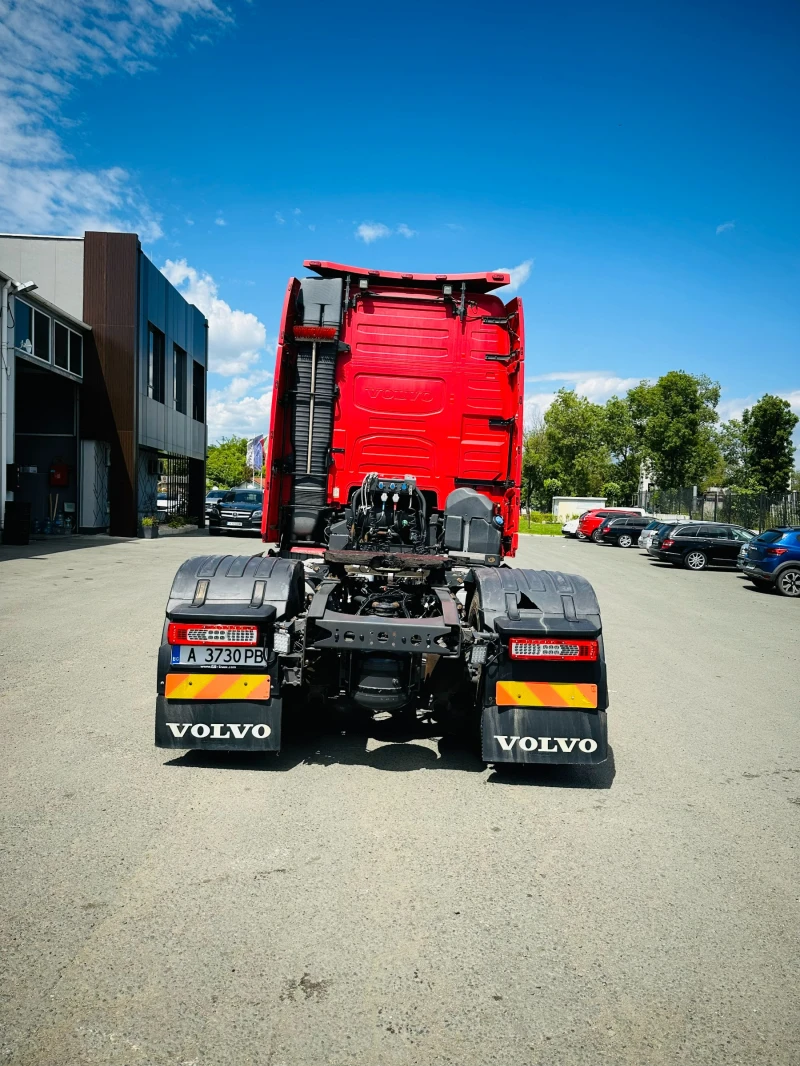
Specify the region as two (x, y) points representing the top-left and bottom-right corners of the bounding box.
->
(493, 259), (534, 294)
(716, 220), (736, 235)
(356, 221), (392, 243)
(527, 371), (640, 404)
(293, 208), (302, 215)
(207, 382), (274, 439)
(214, 216), (226, 226)
(185, 217), (194, 226)
(274, 211), (285, 224)
(355, 220), (419, 242)
(161, 258), (268, 377)
(308, 224), (316, 231)
(0, 1), (227, 238)
(524, 371), (642, 424)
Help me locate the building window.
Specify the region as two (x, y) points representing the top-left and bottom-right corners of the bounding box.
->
(14, 300), (50, 362)
(54, 322), (83, 376)
(14, 300), (32, 353)
(192, 361), (205, 422)
(70, 331), (83, 376)
(173, 344), (187, 414)
(55, 321), (69, 369)
(34, 309), (50, 361)
(148, 325), (166, 403)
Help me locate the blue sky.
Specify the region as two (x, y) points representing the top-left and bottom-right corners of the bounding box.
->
(1, 0), (798, 444)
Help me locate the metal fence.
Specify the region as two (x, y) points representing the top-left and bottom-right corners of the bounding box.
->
(637, 488), (800, 531)
(158, 453), (190, 519)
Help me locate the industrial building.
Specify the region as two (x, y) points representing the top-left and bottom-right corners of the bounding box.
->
(0, 232), (208, 538)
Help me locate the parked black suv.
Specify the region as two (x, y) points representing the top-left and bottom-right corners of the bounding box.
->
(651, 522), (754, 570)
(598, 515), (652, 547)
(208, 489), (263, 535)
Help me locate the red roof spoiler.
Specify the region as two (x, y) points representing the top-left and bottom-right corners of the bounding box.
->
(303, 260), (511, 293)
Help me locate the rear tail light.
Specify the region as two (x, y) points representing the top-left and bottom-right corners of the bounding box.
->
(508, 638), (598, 661)
(766, 547), (788, 556)
(661, 538), (674, 548)
(167, 623), (259, 646)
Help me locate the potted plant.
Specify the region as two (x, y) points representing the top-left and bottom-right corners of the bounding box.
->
(141, 515), (159, 539)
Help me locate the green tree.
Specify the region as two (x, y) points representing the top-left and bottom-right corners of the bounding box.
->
(603, 394), (645, 501)
(521, 414), (549, 508)
(716, 419), (747, 487)
(206, 436), (252, 488)
(741, 395), (799, 494)
(791, 470), (800, 493)
(641, 372), (721, 489)
(543, 389), (612, 496)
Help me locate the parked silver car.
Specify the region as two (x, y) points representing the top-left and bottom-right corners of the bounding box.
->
(637, 519), (665, 550)
(638, 517), (701, 549)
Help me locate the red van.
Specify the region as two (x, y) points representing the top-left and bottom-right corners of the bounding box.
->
(578, 508), (646, 543)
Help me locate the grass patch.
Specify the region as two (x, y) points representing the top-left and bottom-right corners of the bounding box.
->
(518, 520), (562, 536)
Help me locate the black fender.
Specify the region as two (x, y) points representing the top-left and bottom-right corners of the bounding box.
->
(471, 567), (609, 765)
(155, 554), (304, 752)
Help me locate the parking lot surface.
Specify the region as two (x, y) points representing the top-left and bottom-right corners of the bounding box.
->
(1, 533), (798, 1066)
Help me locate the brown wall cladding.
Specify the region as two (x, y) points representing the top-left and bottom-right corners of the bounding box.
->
(82, 232), (139, 537)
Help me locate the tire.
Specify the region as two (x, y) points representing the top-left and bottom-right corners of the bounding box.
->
(775, 567), (800, 598)
(617, 534), (633, 548)
(591, 529), (604, 544)
(576, 532), (587, 541)
(684, 550), (707, 571)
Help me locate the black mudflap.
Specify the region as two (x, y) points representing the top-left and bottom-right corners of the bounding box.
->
(155, 695), (282, 751)
(482, 704), (608, 765)
(472, 566), (609, 766)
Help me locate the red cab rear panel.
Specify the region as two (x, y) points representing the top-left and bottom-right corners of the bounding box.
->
(264, 262), (524, 555)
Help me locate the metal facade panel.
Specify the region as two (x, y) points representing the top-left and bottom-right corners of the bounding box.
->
(137, 253), (207, 461)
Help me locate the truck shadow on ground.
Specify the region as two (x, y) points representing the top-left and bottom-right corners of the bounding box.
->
(486, 746), (615, 789)
(165, 720), (616, 788)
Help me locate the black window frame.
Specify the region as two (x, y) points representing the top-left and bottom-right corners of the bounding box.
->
(69, 330), (82, 376)
(192, 360), (205, 423)
(148, 325), (166, 404)
(13, 298), (33, 354)
(54, 320), (69, 370)
(14, 299), (51, 363)
(673, 526), (698, 538)
(33, 309), (50, 362)
(173, 343), (187, 414)
(52, 320), (83, 377)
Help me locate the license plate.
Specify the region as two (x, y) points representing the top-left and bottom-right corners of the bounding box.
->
(171, 645), (268, 667)
(226, 521), (243, 527)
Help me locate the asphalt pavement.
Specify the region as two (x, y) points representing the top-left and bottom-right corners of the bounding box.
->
(1, 531), (798, 1066)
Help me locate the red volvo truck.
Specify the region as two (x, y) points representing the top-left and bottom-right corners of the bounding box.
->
(155, 261), (608, 766)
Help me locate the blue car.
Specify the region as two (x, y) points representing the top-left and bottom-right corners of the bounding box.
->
(742, 527), (800, 597)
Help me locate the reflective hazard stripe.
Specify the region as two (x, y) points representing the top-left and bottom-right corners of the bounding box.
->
(165, 674), (272, 700)
(495, 681), (597, 709)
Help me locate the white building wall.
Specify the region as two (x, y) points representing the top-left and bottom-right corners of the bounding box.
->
(0, 236), (84, 320)
(551, 495), (607, 519)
